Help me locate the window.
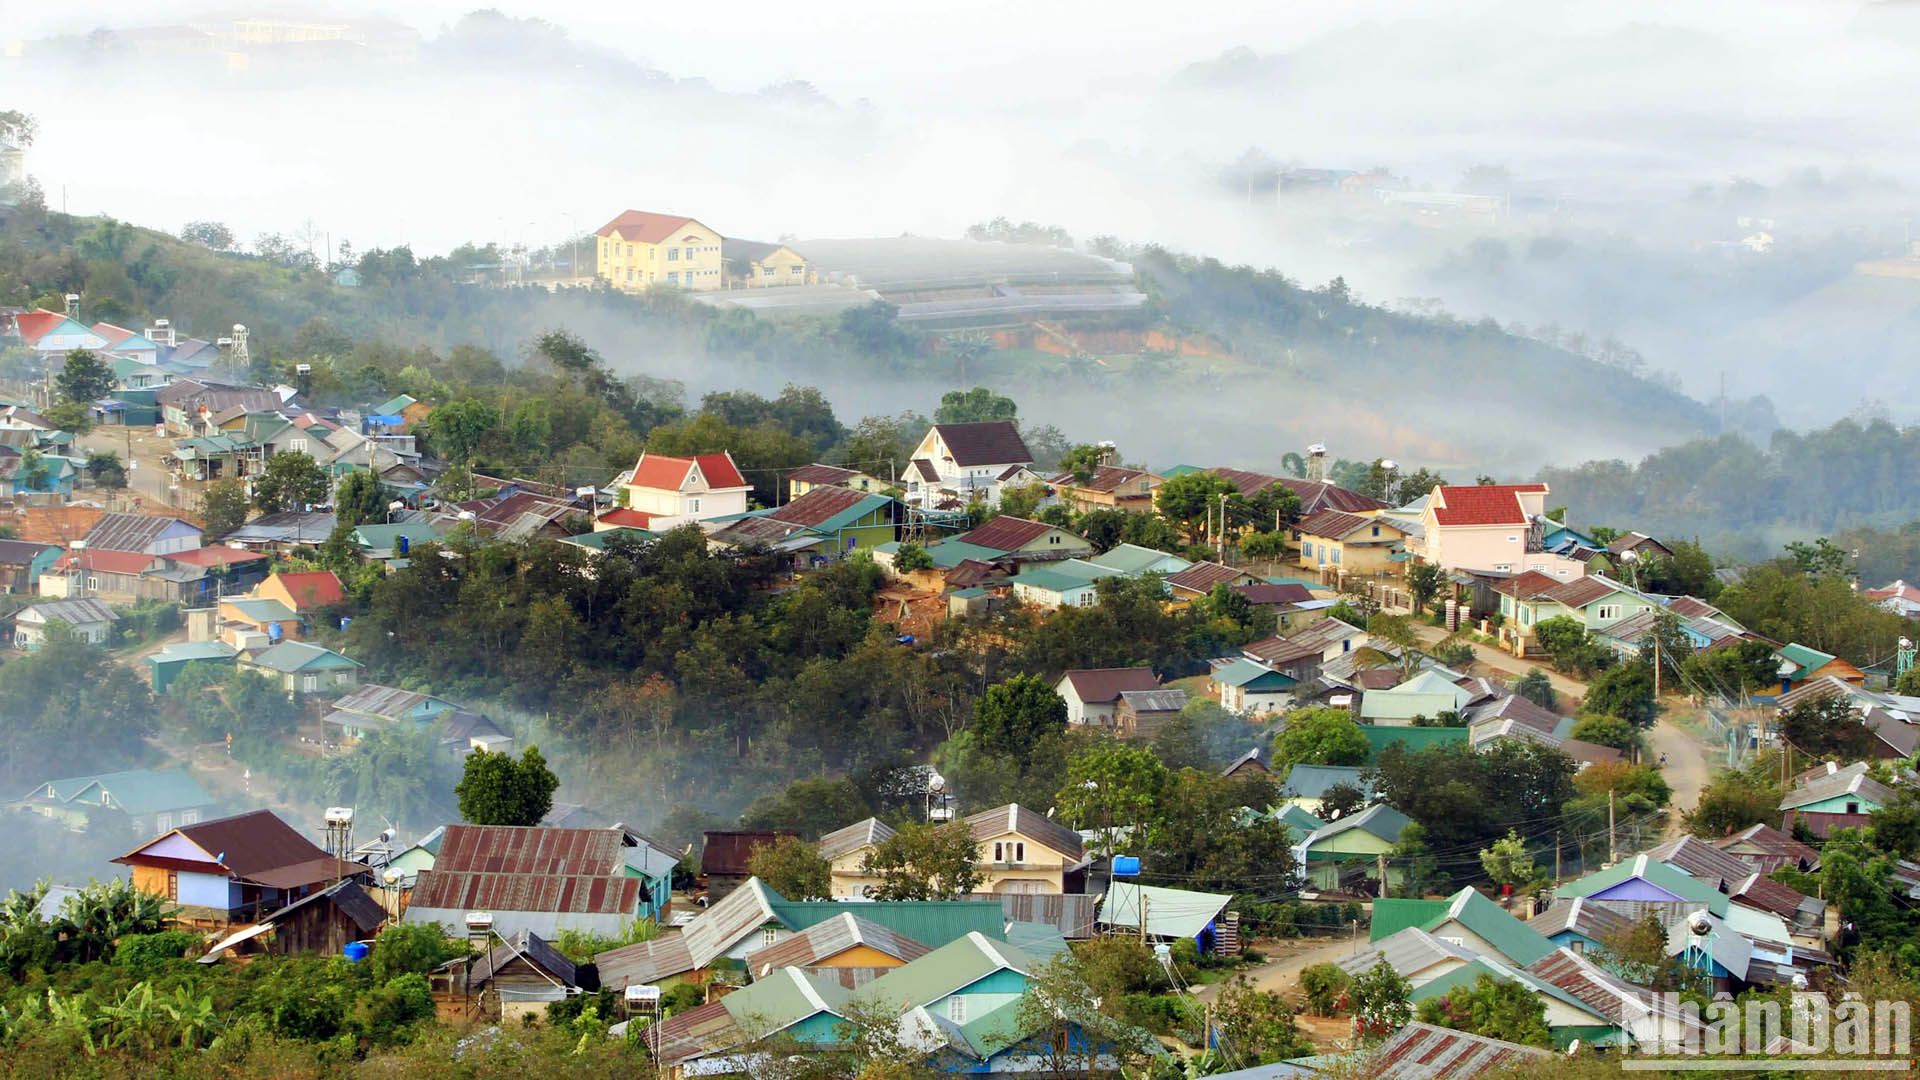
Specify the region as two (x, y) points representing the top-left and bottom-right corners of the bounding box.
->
(625, 244), (633, 257)
(165, 871), (178, 900)
(1847, 801), (1861, 814)
(1049, 534), (1060, 545)
(1522, 608), (1533, 626)
(1303, 541), (1315, 559)
(1570, 939), (1585, 955)
(87, 575), (101, 591)
(668, 247), (680, 261)
(1371, 524), (1381, 537)
(762, 267), (773, 277)
(993, 842), (1004, 862)
(950, 996), (967, 1023)
(155, 813), (171, 832)
(1507, 535), (1520, 543)
(301, 674), (318, 692)
(688, 498), (701, 513)
(791, 265), (803, 274)
(180, 810), (199, 825)
(1596, 604), (1621, 621)
(1342, 639), (1351, 653)
(1331, 549), (1342, 564)
(762, 926), (779, 947)
(289, 438), (307, 452)
(1014, 842), (1025, 863)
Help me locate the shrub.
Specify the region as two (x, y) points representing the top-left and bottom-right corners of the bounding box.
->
(111, 930), (199, 971)
(893, 543), (934, 572)
(1300, 962), (1351, 1016)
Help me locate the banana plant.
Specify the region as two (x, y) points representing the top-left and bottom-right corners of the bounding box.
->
(44, 990), (100, 1056)
(159, 985), (217, 1050)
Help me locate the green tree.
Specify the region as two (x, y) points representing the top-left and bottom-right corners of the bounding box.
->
(1533, 616), (1612, 677)
(455, 745), (559, 826)
(1684, 760), (1784, 838)
(1786, 537), (1855, 579)
(1058, 444), (1106, 485)
(1778, 694), (1879, 762)
(1299, 963), (1352, 1016)
(861, 821), (982, 900)
(1569, 714), (1638, 752)
(1406, 559), (1445, 615)
(972, 674), (1067, 759)
(1478, 829), (1537, 891)
(1056, 740), (1168, 853)
(1273, 707), (1370, 769)
(56, 349), (114, 405)
(84, 451), (127, 490)
(1155, 471), (1237, 542)
(370, 923), (456, 982)
(838, 301), (913, 355)
(745, 835), (832, 900)
(1582, 662), (1658, 728)
(1349, 959), (1413, 1040)
(1512, 668), (1556, 710)
(933, 386), (1018, 425)
(892, 543), (934, 573)
(332, 469), (387, 529)
(1212, 973), (1314, 1062)
(1868, 789), (1920, 861)
(427, 398), (499, 464)
(180, 220), (235, 250)
(1414, 972), (1552, 1047)
(252, 451), (328, 513)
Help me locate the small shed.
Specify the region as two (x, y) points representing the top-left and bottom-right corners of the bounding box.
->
(460, 929), (587, 1021)
(144, 640), (240, 693)
(261, 879), (387, 957)
(15, 597), (118, 649)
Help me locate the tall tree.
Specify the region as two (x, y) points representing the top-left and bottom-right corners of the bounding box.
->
(861, 821), (983, 900)
(56, 349), (114, 405)
(971, 674), (1066, 759)
(745, 835), (832, 900)
(333, 469), (387, 529)
(455, 746), (559, 826)
(200, 477), (250, 539)
(934, 386), (1018, 424)
(252, 451), (329, 513)
(1271, 707), (1370, 769)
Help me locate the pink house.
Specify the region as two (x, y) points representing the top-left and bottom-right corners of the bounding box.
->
(1411, 483), (1587, 579)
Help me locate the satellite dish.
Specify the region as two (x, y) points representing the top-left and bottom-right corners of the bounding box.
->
(1792, 973), (1809, 990)
(1566, 1039), (1582, 1057)
(1690, 914), (1714, 936)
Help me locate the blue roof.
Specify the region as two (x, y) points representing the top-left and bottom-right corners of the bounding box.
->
(146, 641), (240, 665)
(1212, 658), (1298, 689)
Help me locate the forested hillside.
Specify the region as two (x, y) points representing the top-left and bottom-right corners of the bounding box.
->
(0, 201), (1719, 473)
(1539, 416), (1920, 564)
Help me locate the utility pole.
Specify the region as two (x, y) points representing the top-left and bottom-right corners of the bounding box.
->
(1608, 789), (1617, 865)
(1554, 831), (1562, 881)
(1377, 853), (1388, 898)
(1654, 633), (1663, 699)
(1219, 492), (1228, 562)
(1139, 894), (1148, 945)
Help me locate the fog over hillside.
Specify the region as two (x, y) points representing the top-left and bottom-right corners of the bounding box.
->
(6, 1), (1920, 432)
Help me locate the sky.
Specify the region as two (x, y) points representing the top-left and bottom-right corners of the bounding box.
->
(6, 1), (1920, 418)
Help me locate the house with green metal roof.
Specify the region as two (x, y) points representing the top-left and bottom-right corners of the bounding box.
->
(1359, 724), (1471, 759)
(1415, 887), (1557, 968)
(239, 641), (363, 695)
(1085, 543), (1191, 576)
(1278, 764), (1373, 814)
(1370, 897), (1455, 942)
(1295, 803), (1412, 892)
(560, 526), (656, 554)
(350, 521), (444, 562)
(144, 640), (240, 693)
(1274, 804), (1327, 839)
(874, 539), (1006, 572)
(16, 768), (215, 836)
(767, 899), (1008, 950)
(704, 489), (899, 562)
(1210, 657), (1298, 716)
(1776, 642), (1867, 690)
(1358, 669), (1474, 725)
(1009, 558), (1126, 609)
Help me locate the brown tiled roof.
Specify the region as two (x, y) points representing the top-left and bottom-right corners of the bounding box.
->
(1667, 596), (1722, 620)
(788, 463), (860, 485)
(1731, 873), (1812, 920)
(1526, 947), (1705, 1036)
(1642, 835), (1757, 890)
(767, 485), (872, 527)
(1369, 1021), (1548, 1079)
(1608, 531), (1671, 557)
(1489, 570), (1561, 599)
(1714, 824), (1821, 873)
(1233, 582), (1314, 605)
(1559, 738), (1626, 767)
(263, 878), (387, 935)
(1296, 509), (1376, 540)
(954, 516), (1055, 553)
(701, 831), (796, 877)
(434, 824), (628, 875)
(5, 505), (104, 545)
(1524, 896), (1637, 942)
(597, 210), (695, 243)
(1537, 575), (1627, 609)
(1351, 669), (1403, 691)
(115, 809), (348, 884)
(911, 459), (940, 482)
(965, 803), (1084, 860)
(944, 559), (1004, 589)
(0, 539), (56, 566)
(410, 870), (641, 915)
(1165, 561), (1250, 594)
(1210, 468), (1388, 514)
(1057, 667), (1160, 704)
(1242, 616), (1363, 665)
(931, 421), (1032, 467)
(1055, 465), (1154, 495)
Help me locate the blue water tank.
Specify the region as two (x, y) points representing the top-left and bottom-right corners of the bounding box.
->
(1112, 855), (1142, 877)
(398, 535), (411, 556)
(342, 941), (370, 962)
(339, 616), (352, 632)
(267, 622), (283, 642)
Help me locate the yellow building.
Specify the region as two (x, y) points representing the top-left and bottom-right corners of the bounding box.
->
(817, 806), (1087, 898)
(595, 210), (726, 292)
(1296, 508), (1410, 579)
(722, 238), (811, 287)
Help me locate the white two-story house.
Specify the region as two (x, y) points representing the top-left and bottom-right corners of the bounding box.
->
(905, 422), (1035, 510)
(607, 452), (753, 532)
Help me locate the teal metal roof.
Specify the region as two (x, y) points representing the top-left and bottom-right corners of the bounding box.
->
(1778, 642), (1838, 679)
(562, 527), (657, 551)
(1276, 805), (1327, 837)
(1554, 854), (1729, 916)
(1212, 658), (1297, 689)
(246, 640), (363, 673)
(1011, 566), (1107, 595)
(1086, 543), (1190, 574)
(1303, 803), (1411, 849)
(375, 394), (418, 416)
(146, 641), (240, 665)
(32, 768), (212, 815)
(859, 932), (1037, 1012)
(917, 540), (1005, 569)
(351, 522), (444, 551)
(1359, 725), (1470, 757)
(770, 900), (1006, 948)
(1370, 898), (1453, 942)
(1423, 887), (1557, 967)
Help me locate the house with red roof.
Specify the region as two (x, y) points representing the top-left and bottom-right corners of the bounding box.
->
(10, 309), (108, 355)
(1866, 580), (1920, 619)
(253, 569), (345, 613)
(1411, 483), (1587, 579)
(594, 210), (725, 292)
(610, 451), (752, 531)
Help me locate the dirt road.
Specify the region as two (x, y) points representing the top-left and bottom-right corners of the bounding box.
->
(1194, 932), (1369, 1002)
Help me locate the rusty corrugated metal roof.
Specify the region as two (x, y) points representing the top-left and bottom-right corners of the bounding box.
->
(435, 824), (626, 876)
(409, 869), (640, 914)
